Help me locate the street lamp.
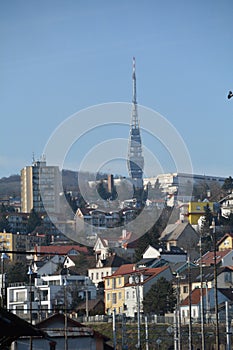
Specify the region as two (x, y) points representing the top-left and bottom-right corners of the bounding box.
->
(1, 252), (9, 308)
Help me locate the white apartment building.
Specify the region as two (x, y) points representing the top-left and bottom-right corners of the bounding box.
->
(7, 273), (96, 322)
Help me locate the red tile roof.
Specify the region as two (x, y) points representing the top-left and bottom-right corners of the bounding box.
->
(35, 245), (88, 255)
(198, 249), (231, 266)
(111, 264), (136, 276)
(181, 288), (209, 306)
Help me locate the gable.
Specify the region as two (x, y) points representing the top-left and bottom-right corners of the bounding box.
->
(143, 245), (160, 259)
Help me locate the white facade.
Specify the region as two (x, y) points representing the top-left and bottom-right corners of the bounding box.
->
(89, 266), (116, 287)
(7, 274), (96, 321)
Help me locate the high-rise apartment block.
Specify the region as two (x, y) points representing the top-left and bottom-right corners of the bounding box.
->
(21, 159), (61, 214)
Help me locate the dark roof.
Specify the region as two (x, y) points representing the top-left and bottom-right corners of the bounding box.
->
(160, 222), (198, 241)
(101, 254), (130, 268)
(173, 266), (229, 284)
(0, 307), (47, 348)
(76, 298), (104, 311)
(37, 313), (110, 341)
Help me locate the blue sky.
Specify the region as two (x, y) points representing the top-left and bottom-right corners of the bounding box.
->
(1, 0), (233, 179)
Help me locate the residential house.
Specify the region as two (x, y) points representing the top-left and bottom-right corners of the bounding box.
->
(159, 222), (200, 261)
(7, 272), (96, 321)
(104, 263), (135, 315)
(12, 313), (112, 350)
(93, 234), (136, 262)
(75, 298), (105, 317)
(174, 266), (233, 303)
(124, 266), (173, 318)
(139, 244), (187, 266)
(217, 233), (233, 251)
(188, 201), (216, 225)
(219, 191), (233, 218)
(32, 255), (66, 276)
(179, 287), (233, 325)
(33, 245), (89, 261)
(0, 231), (27, 262)
(104, 264), (173, 317)
(197, 249), (233, 267)
(88, 253), (130, 287)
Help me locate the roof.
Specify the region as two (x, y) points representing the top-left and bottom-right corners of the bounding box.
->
(217, 233), (233, 246)
(125, 266), (170, 286)
(160, 222), (197, 241)
(174, 266), (229, 284)
(181, 287), (233, 307)
(0, 307), (47, 348)
(181, 288), (208, 306)
(76, 298), (104, 311)
(35, 245), (89, 255)
(111, 264), (136, 276)
(101, 254), (130, 268)
(197, 249), (232, 266)
(37, 313), (110, 341)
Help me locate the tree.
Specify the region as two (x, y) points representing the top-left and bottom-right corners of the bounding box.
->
(143, 277), (176, 315)
(203, 203), (213, 228)
(6, 262), (28, 284)
(26, 209), (41, 233)
(134, 205), (174, 261)
(0, 213), (11, 232)
(222, 176), (233, 192)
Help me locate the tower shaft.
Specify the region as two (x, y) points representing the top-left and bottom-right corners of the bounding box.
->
(127, 57), (144, 191)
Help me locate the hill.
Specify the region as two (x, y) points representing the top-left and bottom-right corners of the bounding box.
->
(0, 174), (21, 197)
(0, 170), (110, 199)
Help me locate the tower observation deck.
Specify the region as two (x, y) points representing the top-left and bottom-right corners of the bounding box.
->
(127, 57), (144, 193)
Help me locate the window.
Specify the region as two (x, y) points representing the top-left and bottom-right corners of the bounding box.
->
(183, 286), (188, 293)
(119, 292), (122, 300)
(126, 291), (129, 299)
(107, 293), (110, 301)
(118, 277), (121, 285)
(112, 293), (117, 304)
(91, 273), (94, 280)
(107, 279), (110, 287)
(96, 272), (99, 280)
(16, 291), (26, 302)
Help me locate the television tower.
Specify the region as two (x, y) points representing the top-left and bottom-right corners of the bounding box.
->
(127, 57), (144, 196)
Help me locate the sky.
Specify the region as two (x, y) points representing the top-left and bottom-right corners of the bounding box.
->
(1, 0), (233, 180)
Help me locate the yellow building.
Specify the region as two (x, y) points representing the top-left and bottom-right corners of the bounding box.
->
(218, 233), (233, 251)
(0, 231), (27, 262)
(104, 264), (135, 315)
(188, 201), (215, 225)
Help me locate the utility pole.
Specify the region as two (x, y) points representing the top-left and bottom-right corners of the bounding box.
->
(135, 275), (141, 350)
(145, 315), (149, 350)
(199, 235), (205, 350)
(188, 256), (193, 350)
(27, 266), (33, 350)
(112, 308), (116, 350)
(226, 301), (231, 350)
(212, 219), (220, 350)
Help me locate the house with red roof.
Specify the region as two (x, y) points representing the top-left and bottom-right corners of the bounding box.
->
(197, 249), (233, 267)
(33, 245), (89, 261)
(104, 264), (173, 317)
(179, 287), (233, 325)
